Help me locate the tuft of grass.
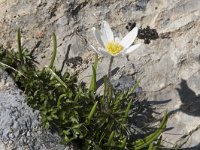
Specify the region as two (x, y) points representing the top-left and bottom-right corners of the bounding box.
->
(0, 30), (168, 150)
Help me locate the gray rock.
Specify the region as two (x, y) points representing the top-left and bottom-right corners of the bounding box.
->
(0, 69), (76, 150)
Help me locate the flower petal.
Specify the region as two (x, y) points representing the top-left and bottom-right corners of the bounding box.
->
(120, 27), (138, 49)
(100, 33), (108, 47)
(90, 45), (108, 55)
(92, 27), (105, 48)
(123, 44), (141, 55)
(101, 21), (114, 43)
(90, 45), (102, 54)
(115, 37), (121, 43)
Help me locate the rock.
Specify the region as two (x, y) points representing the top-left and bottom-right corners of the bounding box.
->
(0, 69), (77, 150)
(0, 0), (200, 149)
(130, 0), (200, 148)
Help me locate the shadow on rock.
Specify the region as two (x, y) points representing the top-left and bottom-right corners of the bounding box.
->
(96, 67), (120, 90)
(180, 144), (200, 150)
(60, 44), (71, 72)
(128, 98), (173, 142)
(176, 79), (200, 116)
(160, 143), (200, 150)
(112, 75), (172, 141)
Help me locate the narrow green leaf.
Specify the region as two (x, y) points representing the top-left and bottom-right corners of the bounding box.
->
(123, 100), (133, 122)
(44, 122), (50, 128)
(93, 53), (98, 69)
(0, 62), (26, 77)
(128, 80), (140, 95)
(89, 53), (98, 92)
(133, 111), (167, 149)
(99, 132), (105, 145)
(120, 138), (127, 149)
(49, 33), (57, 69)
(148, 136), (162, 150)
(74, 92), (81, 102)
(107, 131), (115, 146)
(86, 101), (98, 124)
(148, 143), (154, 150)
(17, 28), (23, 62)
(47, 67), (68, 89)
(144, 112), (167, 142)
(90, 66), (97, 92)
(57, 94), (66, 107)
(108, 83), (113, 100)
(64, 136), (77, 143)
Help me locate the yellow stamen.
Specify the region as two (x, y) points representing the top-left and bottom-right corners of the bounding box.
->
(106, 41), (123, 55)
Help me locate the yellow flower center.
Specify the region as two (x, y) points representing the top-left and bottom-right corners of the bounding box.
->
(105, 41), (123, 55)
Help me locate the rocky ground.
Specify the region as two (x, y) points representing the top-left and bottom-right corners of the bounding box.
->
(0, 0), (200, 149)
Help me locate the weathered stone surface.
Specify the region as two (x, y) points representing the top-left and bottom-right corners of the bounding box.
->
(0, 69), (76, 149)
(0, 0), (200, 149)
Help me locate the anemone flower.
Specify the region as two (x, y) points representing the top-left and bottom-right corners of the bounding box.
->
(91, 21), (140, 56)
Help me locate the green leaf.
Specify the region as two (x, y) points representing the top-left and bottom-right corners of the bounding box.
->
(49, 33), (57, 69)
(148, 136), (162, 150)
(148, 143), (154, 150)
(128, 80), (140, 96)
(17, 28), (23, 62)
(99, 132), (105, 145)
(94, 145), (103, 150)
(0, 62), (25, 77)
(133, 111), (168, 149)
(89, 53), (98, 93)
(107, 131), (115, 146)
(57, 94), (67, 107)
(47, 67), (68, 89)
(44, 122), (50, 129)
(64, 136), (77, 143)
(123, 100), (133, 122)
(90, 66), (97, 93)
(85, 101), (98, 124)
(120, 138), (127, 149)
(108, 83), (113, 100)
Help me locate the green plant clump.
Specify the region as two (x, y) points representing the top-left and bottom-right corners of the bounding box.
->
(0, 29), (168, 150)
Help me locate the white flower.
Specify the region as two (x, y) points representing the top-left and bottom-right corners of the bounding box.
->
(91, 21), (140, 56)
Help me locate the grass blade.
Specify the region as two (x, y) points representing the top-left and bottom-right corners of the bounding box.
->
(86, 101), (98, 124)
(47, 67), (68, 89)
(49, 33), (57, 69)
(17, 28), (23, 62)
(123, 99), (133, 122)
(107, 131), (115, 146)
(89, 53), (98, 93)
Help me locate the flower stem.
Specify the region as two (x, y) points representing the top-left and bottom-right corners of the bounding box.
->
(105, 56), (114, 112)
